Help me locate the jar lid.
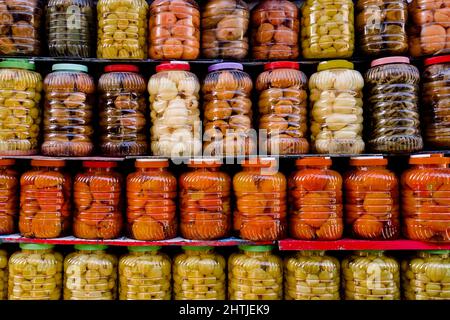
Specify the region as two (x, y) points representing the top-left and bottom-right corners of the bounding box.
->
(264, 61), (300, 71)
(208, 62), (243, 72)
(156, 61), (190, 72)
(370, 56), (410, 68)
(75, 244), (108, 251)
(128, 246), (161, 252)
(296, 157), (331, 166)
(424, 55), (450, 66)
(20, 243), (54, 250)
(0, 159), (15, 166)
(104, 64), (139, 73)
(238, 245), (275, 252)
(83, 161), (118, 168)
(241, 157), (277, 168)
(409, 154), (449, 165)
(52, 63), (88, 73)
(31, 159), (66, 167)
(317, 60), (353, 71)
(349, 156), (387, 166)
(135, 159), (169, 168)
(0, 58), (35, 70)
(426, 250), (450, 255)
(182, 246), (213, 251)
(188, 158), (222, 168)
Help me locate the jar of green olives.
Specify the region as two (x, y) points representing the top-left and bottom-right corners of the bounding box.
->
(0, 248), (7, 300)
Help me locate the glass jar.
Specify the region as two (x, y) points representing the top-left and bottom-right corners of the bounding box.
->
(42, 63), (95, 157)
(97, 0), (147, 59)
(288, 157), (343, 240)
(180, 159), (231, 240)
(0, 248), (7, 300)
(402, 250), (450, 300)
(98, 65), (147, 156)
(342, 250), (400, 300)
(64, 245), (117, 300)
(345, 157), (400, 240)
(229, 245), (283, 300)
(301, 0), (354, 59)
(73, 161), (123, 240)
(251, 0), (299, 60)
(284, 251), (340, 300)
(356, 0), (408, 56)
(0, 0), (42, 55)
(0, 59), (42, 155)
(127, 159), (177, 240)
(422, 55), (450, 149)
(233, 158), (287, 241)
(19, 159), (71, 239)
(256, 61), (309, 155)
(365, 57), (423, 153)
(202, 63), (255, 156)
(46, 0), (94, 57)
(149, 62), (201, 157)
(0, 159), (18, 235)
(173, 246), (226, 300)
(202, 0), (249, 59)
(8, 244), (63, 300)
(409, 0), (450, 57)
(402, 154), (450, 242)
(309, 60), (365, 154)
(119, 246), (171, 300)
(148, 0), (200, 60)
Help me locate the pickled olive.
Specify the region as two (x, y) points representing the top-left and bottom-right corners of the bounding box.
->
(0, 59), (43, 155)
(64, 245), (117, 300)
(98, 65), (147, 156)
(8, 244), (62, 300)
(257, 62), (309, 155)
(97, 0), (148, 59)
(73, 161), (123, 240)
(19, 160), (71, 239)
(229, 246), (283, 300)
(0, 159), (18, 235)
(42, 64), (95, 157)
(0, 249), (7, 300)
(149, 62), (201, 157)
(46, 0), (94, 57)
(342, 251), (400, 300)
(173, 247), (226, 300)
(284, 251), (340, 300)
(365, 57), (423, 154)
(402, 251), (450, 300)
(251, 0), (299, 60)
(401, 155), (450, 242)
(149, 0), (200, 60)
(127, 160), (177, 241)
(345, 157), (400, 240)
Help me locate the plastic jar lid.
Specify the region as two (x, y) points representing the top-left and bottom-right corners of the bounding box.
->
(83, 161), (118, 168)
(52, 63), (88, 73)
(0, 159), (15, 166)
(238, 245), (275, 252)
(156, 61), (190, 72)
(264, 61), (299, 71)
(317, 60), (353, 71)
(424, 55), (450, 66)
(20, 243), (54, 250)
(241, 157), (277, 168)
(350, 156), (387, 166)
(104, 64), (139, 73)
(75, 244), (108, 251)
(128, 246), (161, 252)
(371, 56), (410, 67)
(427, 250), (450, 255)
(409, 154), (449, 165)
(296, 157), (331, 166)
(31, 159), (66, 167)
(0, 58), (35, 70)
(182, 246), (213, 251)
(188, 158), (222, 168)
(135, 159), (169, 168)
(208, 62), (243, 72)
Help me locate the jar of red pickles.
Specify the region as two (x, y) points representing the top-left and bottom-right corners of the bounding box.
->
(344, 157), (400, 240)
(127, 159), (177, 240)
(19, 159), (71, 238)
(233, 158), (287, 241)
(73, 161), (123, 239)
(0, 159), (18, 235)
(288, 157), (343, 240)
(402, 154), (450, 242)
(180, 159), (231, 240)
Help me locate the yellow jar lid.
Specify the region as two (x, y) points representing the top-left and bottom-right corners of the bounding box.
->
(317, 60), (354, 72)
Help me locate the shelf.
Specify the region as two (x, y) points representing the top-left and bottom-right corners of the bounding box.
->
(0, 155), (125, 161)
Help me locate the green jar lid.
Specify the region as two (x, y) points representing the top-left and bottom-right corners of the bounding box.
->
(238, 245), (275, 252)
(75, 244), (108, 251)
(317, 60), (354, 72)
(182, 246), (213, 251)
(0, 59), (35, 71)
(128, 246), (161, 252)
(427, 250), (450, 255)
(52, 63), (88, 73)
(20, 243), (54, 250)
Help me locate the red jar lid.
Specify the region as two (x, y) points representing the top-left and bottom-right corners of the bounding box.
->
(409, 154), (449, 165)
(371, 56), (410, 67)
(0, 159), (15, 166)
(31, 159), (66, 167)
(104, 64), (139, 73)
(424, 55), (450, 66)
(83, 161), (118, 168)
(350, 156), (387, 166)
(156, 61), (190, 72)
(296, 157), (332, 167)
(188, 158), (222, 168)
(135, 159), (169, 168)
(264, 61), (299, 71)
(241, 157), (277, 168)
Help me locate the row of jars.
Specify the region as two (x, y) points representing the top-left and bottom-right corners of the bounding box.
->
(0, 154), (449, 243)
(1, 56), (449, 157)
(1, 0), (448, 59)
(0, 244), (448, 300)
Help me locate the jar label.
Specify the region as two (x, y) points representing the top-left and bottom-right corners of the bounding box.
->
(67, 5), (81, 30)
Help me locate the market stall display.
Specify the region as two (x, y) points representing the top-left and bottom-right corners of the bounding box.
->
(0, 159), (18, 235)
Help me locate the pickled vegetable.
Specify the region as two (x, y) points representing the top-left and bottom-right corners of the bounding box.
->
(0, 159), (18, 235)
(0, 249), (7, 300)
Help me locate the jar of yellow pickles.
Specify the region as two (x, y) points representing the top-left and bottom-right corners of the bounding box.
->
(0, 248), (7, 300)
